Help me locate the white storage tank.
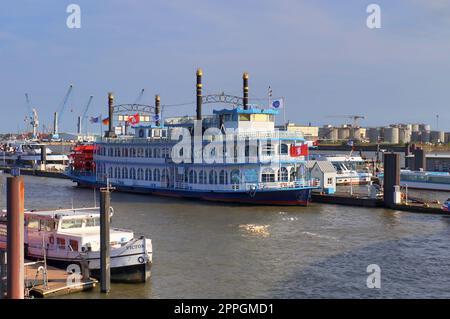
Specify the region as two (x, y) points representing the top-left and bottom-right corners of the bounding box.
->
(338, 128), (350, 140)
(384, 127), (399, 144)
(399, 127), (411, 144)
(411, 124), (420, 132)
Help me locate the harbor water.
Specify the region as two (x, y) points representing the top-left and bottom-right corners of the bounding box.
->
(1, 174), (449, 298)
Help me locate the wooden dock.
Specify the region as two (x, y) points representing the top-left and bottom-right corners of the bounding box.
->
(0, 167), (68, 179)
(312, 192), (447, 215)
(0, 256), (97, 299)
(24, 261), (97, 298)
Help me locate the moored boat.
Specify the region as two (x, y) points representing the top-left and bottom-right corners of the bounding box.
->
(66, 70), (319, 206)
(0, 207), (152, 283)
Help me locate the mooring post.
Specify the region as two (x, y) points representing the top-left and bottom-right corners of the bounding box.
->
(100, 187), (111, 293)
(383, 153), (400, 208)
(7, 176), (25, 299)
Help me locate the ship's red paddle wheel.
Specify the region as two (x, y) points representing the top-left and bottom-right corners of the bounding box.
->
(69, 144), (96, 173)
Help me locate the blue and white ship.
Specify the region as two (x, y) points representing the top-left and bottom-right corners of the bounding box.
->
(66, 70), (318, 205)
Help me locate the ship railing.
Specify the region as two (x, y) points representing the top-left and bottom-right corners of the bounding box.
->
(244, 178), (319, 191)
(234, 130), (304, 141)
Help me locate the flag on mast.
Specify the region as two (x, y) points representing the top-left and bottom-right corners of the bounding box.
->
(271, 98), (283, 109)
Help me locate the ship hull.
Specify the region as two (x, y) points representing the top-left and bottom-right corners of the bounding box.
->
(70, 175), (312, 206)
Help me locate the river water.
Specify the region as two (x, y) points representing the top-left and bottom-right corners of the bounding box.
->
(1, 174), (449, 299)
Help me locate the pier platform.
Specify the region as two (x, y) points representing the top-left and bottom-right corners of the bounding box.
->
(311, 192), (447, 215)
(24, 260), (97, 298)
(0, 167), (68, 179)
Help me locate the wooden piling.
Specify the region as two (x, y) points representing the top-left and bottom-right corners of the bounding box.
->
(100, 188), (111, 293)
(7, 176), (25, 299)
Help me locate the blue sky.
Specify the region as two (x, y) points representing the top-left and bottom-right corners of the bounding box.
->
(1, 0), (450, 133)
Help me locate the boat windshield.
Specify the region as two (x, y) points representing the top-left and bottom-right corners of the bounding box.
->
(61, 219), (84, 229)
(60, 216), (100, 229)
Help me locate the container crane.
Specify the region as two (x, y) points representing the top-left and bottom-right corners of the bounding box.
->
(52, 84), (73, 140)
(24, 93), (39, 140)
(80, 95), (94, 135)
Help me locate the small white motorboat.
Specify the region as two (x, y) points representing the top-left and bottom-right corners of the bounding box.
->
(0, 207), (152, 283)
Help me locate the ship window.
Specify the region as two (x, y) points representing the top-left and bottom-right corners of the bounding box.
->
(115, 148), (121, 157)
(230, 169), (240, 184)
(137, 148), (144, 158)
(69, 240), (79, 252)
(123, 148), (128, 157)
(209, 170), (218, 184)
(61, 219), (83, 230)
(199, 170), (206, 184)
(189, 170), (196, 184)
(278, 167), (289, 182)
(290, 167), (297, 181)
(130, 168), (136, 180)
(154, 168), (160, 181)
(27, 218), (39, 229)
(261, 142), (274, 156)
(261, 168), (275, 183)
(148, 148), (153, 158)
(279, 144), (289, 155)
(108, 148), (113, 157)
(122, 167), (128, 179)
(145, 168), (152, 181)
(39, 220), (55, 232)
(108, 167), (113, 178)
(239, 114), (250, 121)
(85, 217), (100, 227)
(219, 170), (228, 184)
(145, 148), (150, 158)
(57, 237), (66, 250)
(137, 168), (144, 180)
(130, 148), (136, 157)
(161, 169), (168, 182)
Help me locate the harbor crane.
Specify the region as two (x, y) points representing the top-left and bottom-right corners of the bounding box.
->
(134, 89), (145, 105)
(52, 84), (73, 139)
(326, 115), (366, 127)
(80, 95), (94, 135)
(24, 93), (39, 140)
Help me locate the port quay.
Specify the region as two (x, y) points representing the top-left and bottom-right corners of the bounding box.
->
(1, 1), (450, 315)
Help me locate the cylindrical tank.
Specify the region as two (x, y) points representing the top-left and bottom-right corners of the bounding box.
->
(367, 128), (380, 144)
(430, 131), (445, 144)
(399, 128), (411, 144)
(351, 128), (362, 140)
(384, 127), (399, 144)
(411, 124), (419, 132)
(338, 128), (350, 140)
(329, 128), (338, 141)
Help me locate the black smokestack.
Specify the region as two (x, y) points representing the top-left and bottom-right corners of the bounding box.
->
(105, 92), (116, 138)
(243, 72), (249, 110)
(155, 94), (161, 126)
(196, 68), (202, 120)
